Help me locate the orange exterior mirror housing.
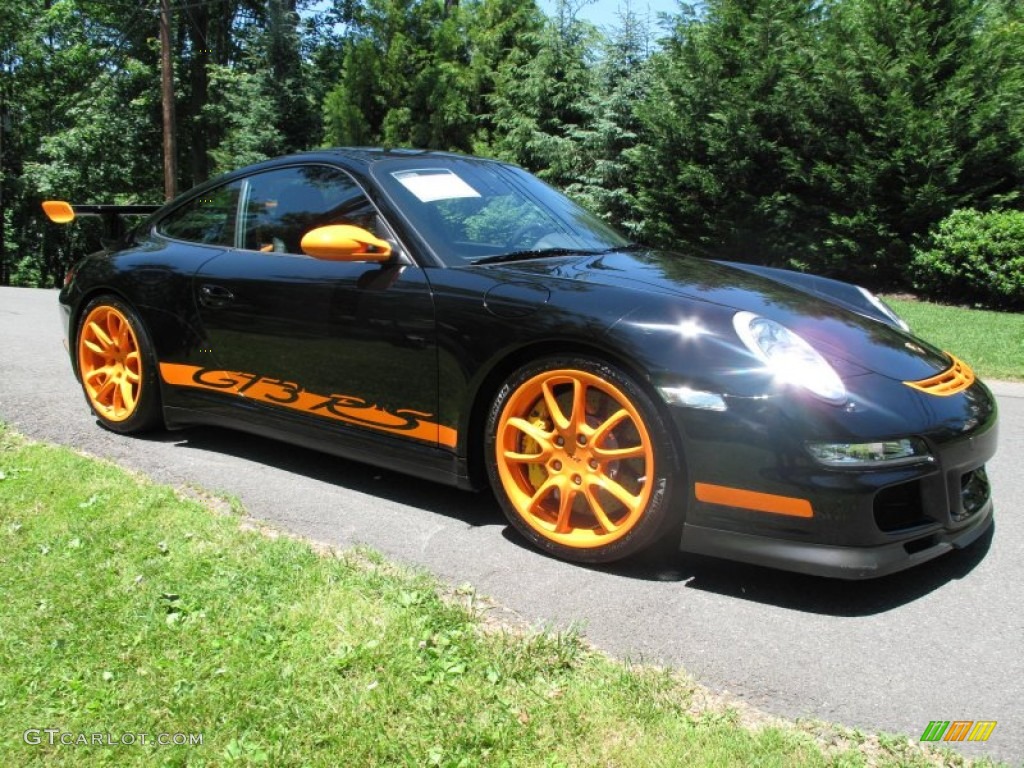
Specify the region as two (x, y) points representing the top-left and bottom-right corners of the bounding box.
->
(42, 200), (76, 224)
(300, 225), (392, 262)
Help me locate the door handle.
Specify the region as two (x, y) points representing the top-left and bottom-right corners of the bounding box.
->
(199, 283), (235, 307)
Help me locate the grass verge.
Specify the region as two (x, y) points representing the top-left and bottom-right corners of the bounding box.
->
(884, 297), (1024, 382)
(0, 426), (1001, 767)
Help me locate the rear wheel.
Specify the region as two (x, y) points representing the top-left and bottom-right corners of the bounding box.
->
(486, 356), (677, 563)
(76, 296), (162, 433)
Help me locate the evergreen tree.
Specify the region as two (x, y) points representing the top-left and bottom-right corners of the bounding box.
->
(636, 0), (1024, 285)
(465, 0), (547, 155)
(3, 0), (1021, 291)
(636, 0), (826, 262)
(486, 0), (598, 187)
(564, 0), (654, 237)
(322, 0), (477, 149)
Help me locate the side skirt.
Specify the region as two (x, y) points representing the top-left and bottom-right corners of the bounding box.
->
(163, 404), (476, 491)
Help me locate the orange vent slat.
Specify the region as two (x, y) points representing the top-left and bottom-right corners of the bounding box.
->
(904, 354), (976, 397)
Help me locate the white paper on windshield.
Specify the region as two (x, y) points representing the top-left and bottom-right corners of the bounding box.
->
(392, 169), (481, 203)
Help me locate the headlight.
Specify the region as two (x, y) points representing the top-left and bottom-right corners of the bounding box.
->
(733, 311), (847, 404)
(806, 438), (932, 467)
(856, 286), (910, 332)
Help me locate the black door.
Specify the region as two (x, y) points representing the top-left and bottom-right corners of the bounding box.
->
(190, 164), (446, 447)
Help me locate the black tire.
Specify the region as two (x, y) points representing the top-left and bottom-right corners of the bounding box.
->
(75, 295), (163, 434)
(485, 355), (679, 564)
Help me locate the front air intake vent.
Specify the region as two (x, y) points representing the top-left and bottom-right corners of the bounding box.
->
(874, 479), (931, 532)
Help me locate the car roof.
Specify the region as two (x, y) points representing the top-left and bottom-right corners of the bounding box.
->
(282, 147), (496, 170)
(162, 148), (505, 210)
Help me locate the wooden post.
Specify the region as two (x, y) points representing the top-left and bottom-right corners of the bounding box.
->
(160, 0), (177, 201)
(0, 86), (8, 286)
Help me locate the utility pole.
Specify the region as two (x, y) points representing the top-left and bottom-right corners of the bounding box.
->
(160, 0), (177, 201)
(0, 69), (8, 286)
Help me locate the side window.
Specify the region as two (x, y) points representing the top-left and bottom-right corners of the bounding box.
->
(240, 166), (382, 255)
(158, 181), (241, 245)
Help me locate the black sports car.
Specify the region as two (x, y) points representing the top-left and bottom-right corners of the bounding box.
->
(47, 149), (998, 578)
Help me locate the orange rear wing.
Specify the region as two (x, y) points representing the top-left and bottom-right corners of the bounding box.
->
(42, 200), (161, 244)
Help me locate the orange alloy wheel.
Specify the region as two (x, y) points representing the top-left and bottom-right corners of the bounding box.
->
(495, 369), (655, 548)
(78, 304), (144, 422)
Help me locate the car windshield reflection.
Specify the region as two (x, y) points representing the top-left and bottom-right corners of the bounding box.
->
(372, 157), (629, 266)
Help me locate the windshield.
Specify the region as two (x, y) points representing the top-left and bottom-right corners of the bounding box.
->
(371, 157), (629, 266)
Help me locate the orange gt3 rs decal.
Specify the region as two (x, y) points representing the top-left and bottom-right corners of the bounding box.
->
(159, 363), (457, 448)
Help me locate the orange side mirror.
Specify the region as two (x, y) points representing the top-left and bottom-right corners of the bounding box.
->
(42, 200), (76, 224)
(300, 225), (392, 262)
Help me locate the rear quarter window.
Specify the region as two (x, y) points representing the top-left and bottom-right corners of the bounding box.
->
(158, 181), (241, 245)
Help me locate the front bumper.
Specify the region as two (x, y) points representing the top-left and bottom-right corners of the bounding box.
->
(673, 376), (999, 579)
(680, 496), (992, 579)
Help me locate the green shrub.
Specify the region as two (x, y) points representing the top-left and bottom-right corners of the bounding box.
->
(911, 208), (1024, 309)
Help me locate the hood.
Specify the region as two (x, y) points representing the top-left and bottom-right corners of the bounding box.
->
(492, 248), (953, 382)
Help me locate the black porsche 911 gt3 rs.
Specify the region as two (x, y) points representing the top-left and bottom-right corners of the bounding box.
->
(46, 148), (998, 578)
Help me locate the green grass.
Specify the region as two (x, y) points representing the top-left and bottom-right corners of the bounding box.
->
(0, 427), (1001, 767)
(885, 297), (1024, 382)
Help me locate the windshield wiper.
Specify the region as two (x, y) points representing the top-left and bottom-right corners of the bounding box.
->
(470, 248), (597, 266)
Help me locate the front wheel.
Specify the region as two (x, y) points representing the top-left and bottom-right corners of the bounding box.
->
(485, 356), (678, 564)
(76, 296), (163, 434)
